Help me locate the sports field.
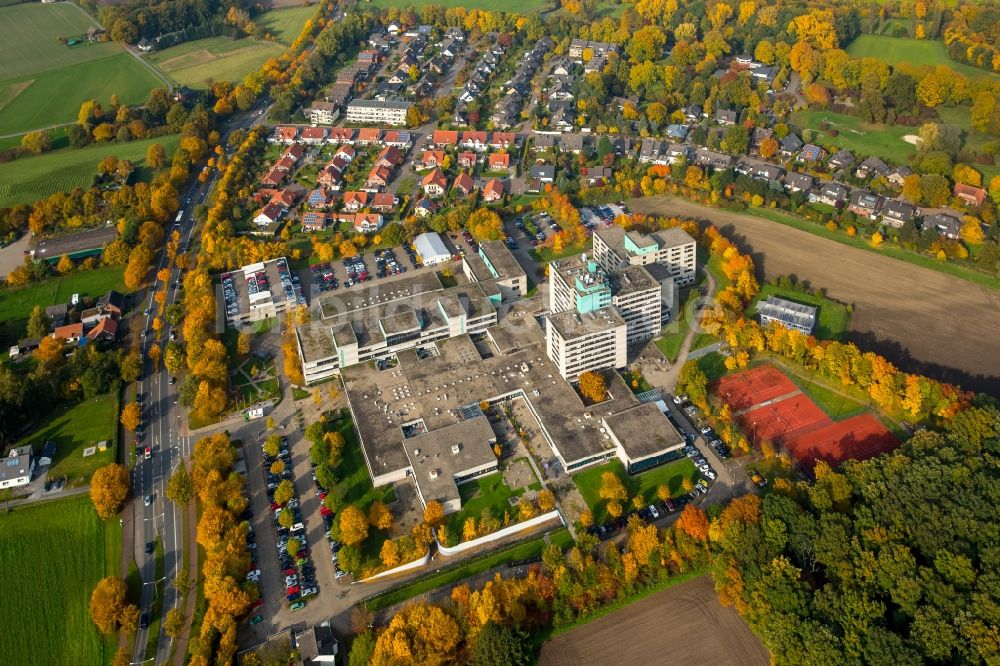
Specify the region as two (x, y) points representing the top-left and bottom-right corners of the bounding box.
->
(0, 134), (179, 207)
(148, 36), (284, 88)
(716, 365), (898, 472)
(258, 4), (319, 44)
(846, 35), (998, 80)
(0, 264), (125, 347)
(0, 496), (120, 666)
(0, 4), (163, 135)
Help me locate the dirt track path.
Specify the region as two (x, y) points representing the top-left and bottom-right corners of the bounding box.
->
(631, 196), (1000, 396)
(538, 575), (769, 666)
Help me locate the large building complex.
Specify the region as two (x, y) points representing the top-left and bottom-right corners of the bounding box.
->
(221, 257), (304, 327)
(592, 226), (697, 286)
(295, 243), (525, 384)
(344, 99), (412, 126)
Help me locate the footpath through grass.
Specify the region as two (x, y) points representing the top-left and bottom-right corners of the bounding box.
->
(0, 265), (125, 347)
(0, 134), (179, 207)
(15, 393), (119, 486)
(573, 458), (697, 525)
(0, 496), (118, 666)
(365, 528), (573, 611)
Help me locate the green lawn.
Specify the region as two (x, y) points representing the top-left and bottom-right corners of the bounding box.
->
(147, 36), (284, 88)
(365, 528), (573, 611)
(0, 53), (163, 136)
(257, 5), (319, 44)
(16, 393), (119, 487)
(0, 134), (179, 207)
(695, 351), (729, 382)
(573, 457), (697, 525)
(0, 3), (122, 80)
(846, 35), (998, 80)
(0, 496), (119, 666)
(751, 284), (851, 341)
(935, 106), (1000, 182)
(0, 265), (125, 348)
(444, 472), (524, 543)
(790, 109), (915, 165)
(367, 0), (549, 11)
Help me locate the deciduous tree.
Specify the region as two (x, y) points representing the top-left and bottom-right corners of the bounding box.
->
(120, 402), (141, 432)
(340, 504), (369, 546)
(90, 464), (129, 519)
(578, 370), (606, 403)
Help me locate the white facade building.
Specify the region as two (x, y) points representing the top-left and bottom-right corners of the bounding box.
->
(592, 226), (697, 286)
(345, 99), (411, 126)
(545, 307), (627, 379)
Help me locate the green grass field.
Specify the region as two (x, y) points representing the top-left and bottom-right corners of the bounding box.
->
(846, 35), (998, 80)
(790, 109), (915, 164)
(367, 0), (550, 11)
(444, 473), (525, 542)
(0, 496), (119, 666)
(148, 36), (284, 88)
(935, 106), (1000, 182)
(0, 134), (178, 207)
(258, 5), (319, 44)
(0, 3), (120, 80)
(0, 265), (125, 347)
(751, 284), (851, 341)
(16, 393), (119, 487)
(573, 457), (697, 525)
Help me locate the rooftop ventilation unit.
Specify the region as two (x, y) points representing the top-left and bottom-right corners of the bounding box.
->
(451, 444), (461, 454)
(429, 468), (439, 479)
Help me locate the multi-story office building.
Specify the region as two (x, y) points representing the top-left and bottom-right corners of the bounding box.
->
(344, 99), (412, 126)
(545, 306), (627, 379)
(592, 226), (697, 286)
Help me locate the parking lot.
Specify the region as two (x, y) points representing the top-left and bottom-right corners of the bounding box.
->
(308, 243), (425, 296)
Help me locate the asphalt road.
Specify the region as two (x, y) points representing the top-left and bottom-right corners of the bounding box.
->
(130, 100), (270, 666)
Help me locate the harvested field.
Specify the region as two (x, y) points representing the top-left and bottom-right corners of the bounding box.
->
(630, 196), (1000, 396)
(538, 575), (769, 666)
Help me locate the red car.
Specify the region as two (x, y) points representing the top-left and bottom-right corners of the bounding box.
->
(283, 568), (296, 575)
(320, 506), (332, 517)
(253, 598), (263, 607)
(318, 491), (327, 500)
(286, 585), (300, 594)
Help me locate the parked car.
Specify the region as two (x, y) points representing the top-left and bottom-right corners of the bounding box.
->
(139, 613), (149, 630)
(290, 601), (306, 611)
(250, 615), (264, 625)
(699, 426), (713, 435)
(648, 505), (660, 520)
(673, 394), (688, 404)
(301, 586), (318, 597)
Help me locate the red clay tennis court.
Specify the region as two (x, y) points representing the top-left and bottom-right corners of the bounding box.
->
(713, 365), (797, 411)
(741, 394), (829, 444)
(716, 365), (900, 473)
(785, 415), (899, 471)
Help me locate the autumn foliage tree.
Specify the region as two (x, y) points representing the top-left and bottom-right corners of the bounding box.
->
(90, 464), (129, 519)
(89, 576), (137, 635)
(339, 504), (369, 546)
(120, 402), (141, 432)
(577, 370), (606, 403)
(371, 603), (462, 666)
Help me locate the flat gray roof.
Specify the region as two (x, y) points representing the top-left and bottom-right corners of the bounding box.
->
(613, 265), (659, 295)
(547, 307), (625, 341)
(403, 416), (497, 506)
(479, 241), (524, 280)
(297, 320), (337, 363)
(604, 402), (684, 460)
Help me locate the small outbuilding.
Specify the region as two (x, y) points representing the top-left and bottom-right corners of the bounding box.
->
(413, 232), (452, 267)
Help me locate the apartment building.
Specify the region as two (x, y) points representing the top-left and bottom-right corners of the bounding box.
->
(344, 99), (412, 126)
(592, 226), (697, 286)
(546, 307), (628, 379)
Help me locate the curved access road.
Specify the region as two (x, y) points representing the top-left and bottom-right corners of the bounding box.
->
(630, 195), (1000, 397)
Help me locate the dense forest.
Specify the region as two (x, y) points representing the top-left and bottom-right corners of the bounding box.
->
(86, 0), (256, 43)
(711, 403), (1000, 664)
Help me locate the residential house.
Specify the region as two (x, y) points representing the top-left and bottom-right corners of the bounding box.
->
(881, 199), (918, 228)
(272, 126), (298, 144)
(45, 303), (68, 328)
(639, 138), (668, 164)
(374, 81), (405, 100)
(582, 166), (613, 186)
(848, 190), (883, 219)
(693, 148), (733, 171)
(334, 145), (355, 162)
(342, 191), (369, 213)
(461, 131), (489, 151)
(798, 144), (825, 162)
(426, 56), (447, 75)
(387, 70), (408, 86)
(374, 146), (404, 169)
(445, 27), (464, 41)
(487, 153), (511, 171)
(533, 134), (558, 153)
(329, 127), (355, 144)
(53, 322), (84, 343)
(482, 178), (504, 203)
(88, 317), (118, 343)
(561, 134), (586, 154)
(420, 150), (447, 169)
(684, 105), (705, 122)
(886, 166), (913, 187)
(283, 143), (305, 162)
(431, 129), (459, 147)
(308, 189), (331, 208)
(779, 133), (804, 157)
(307, 102), (339, 125)
(316, 163), (344, 190)
(489, 133), (516, 150)
(828, 149), (855, 170)
(354, 213), (384, 233)
(855, 157), (889, 180)
(453, 172), (476, 196)
(665, 124), (689, 141)
(370, 192), (398, 213)
(750, 127), (774, 151)
(356, 128), (382, 145)
(97, 290), (124, 319)
(0, 447), (34, 489)
(529, 164), (555, 183)
(809, 182), (848, 207)
(413, 198), (439, 218)
(383, 131), (411, 148)
(365, 166), (393, 191)
(254, 202), (285, 226)
(667, 143), (689, 165)
(457, 151), (477, 169)
(260, 168), (286, 188)
(300, 127), (328, 144)
(421, 168), (447, 198)
(783, 172), (814, 193)
(548, 100), (575, 132)
(924, 212), (961, 239)
(954, 183), (987, 207)
(357, 50), (379, 66)
(715, 109), (738, 125)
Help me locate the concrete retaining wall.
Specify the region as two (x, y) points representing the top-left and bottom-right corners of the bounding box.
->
(436, 510), (562, 557)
